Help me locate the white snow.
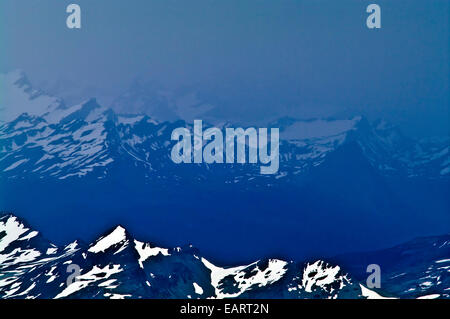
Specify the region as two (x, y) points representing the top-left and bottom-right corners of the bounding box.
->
(435, 259), (450, 264)
(46, 247), (58, 255)
(7, 282), (36, 298)
(98, 279), (118, 289)
(14, 120), (34, 130)
(43, 103), (83, 124)
(417, 294), (440, 299)
(193, 282), (204, 295)
(105, 293), (132, 299)
(45, 266), (58, 283)
(420, 281), (434, 287)
(18, 231), (38, 241)
(3, 159), (28, 172)
(35, 154), (55, 165)
(202, 258), (287, 299)
(0, 216), (31, 252)
(0, 89), (114, 179)
(72, 122), (106, 143)
(359, 284), (397, 299)
(0, 247), (41, 265)
(88, 226), (127, 253)
(117, 115), (144, 125)
(55, 264), (123, 298)
(0, 276), (19, 288)
(301, 260), (348, 294)
(64, 241), (79, 252)
(134, 240), (170, 268)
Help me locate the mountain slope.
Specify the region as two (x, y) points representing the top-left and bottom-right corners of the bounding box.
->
(333, 234), (450, 299)
(0, 214), (448, 299)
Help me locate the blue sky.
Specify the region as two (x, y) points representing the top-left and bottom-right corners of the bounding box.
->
(1, 0), (448, 137)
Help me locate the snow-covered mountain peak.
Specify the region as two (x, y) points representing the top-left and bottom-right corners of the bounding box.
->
(0, 70), (64, 123)
(88, 225), (129, 254)
(42, 98), (105, 124)
(0, 214), (39, 253)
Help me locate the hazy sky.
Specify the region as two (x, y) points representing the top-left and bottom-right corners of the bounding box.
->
(1, 0), (448, 137)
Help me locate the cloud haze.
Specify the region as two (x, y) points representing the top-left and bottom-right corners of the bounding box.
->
(1, 0), (448, 137)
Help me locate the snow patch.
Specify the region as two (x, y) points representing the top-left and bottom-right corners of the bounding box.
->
(202, 258), (287, 298)
(88, 226), (127, 253)
(359, 284), (397, 299)
(55, 264), (123, 298)
(193, 282), (204, 295)
(134, 240), (170, 268)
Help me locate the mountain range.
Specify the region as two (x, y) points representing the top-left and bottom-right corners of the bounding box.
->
(0, 214), (448, 299)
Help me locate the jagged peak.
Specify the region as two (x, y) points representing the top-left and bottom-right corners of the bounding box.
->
(0, 212), (18, 221)
(64, 239), (84, 252)
(50, 98), (107, 124)
(87, 225), (131, 254)
(0, 213), (30, 229)
(1, 214), (448, 299)
(0, 214), (41, 253)
(0, 70), (63, 123)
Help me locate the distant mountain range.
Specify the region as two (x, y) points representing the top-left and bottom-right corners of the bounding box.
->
(1, 70), (448, 181)
(0, 70), (449, 261)
(0, 214), (448, 299)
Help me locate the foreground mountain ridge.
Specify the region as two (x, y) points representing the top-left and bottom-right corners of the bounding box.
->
(0, 214), (448, 299)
